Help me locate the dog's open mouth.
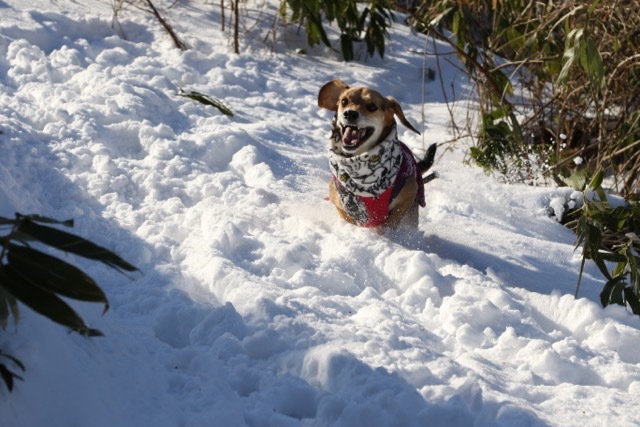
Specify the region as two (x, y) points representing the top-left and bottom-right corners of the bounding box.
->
(341, 125), (374, 149)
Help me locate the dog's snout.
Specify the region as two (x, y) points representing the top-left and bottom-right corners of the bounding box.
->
(343, 109), (359, 122)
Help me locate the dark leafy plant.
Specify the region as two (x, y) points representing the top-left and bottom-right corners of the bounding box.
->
(0, 350), (25, 392)
(178, 89), (234, 116)
(0, 213), (138, 391)
(563, 171), (640, 314)
(403, 0), (639, 195)
(279, 0), (394, 61)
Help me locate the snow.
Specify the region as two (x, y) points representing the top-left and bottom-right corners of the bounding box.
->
(1, 1), (640, 426)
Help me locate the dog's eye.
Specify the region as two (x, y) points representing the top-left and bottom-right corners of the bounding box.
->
(367, 103), (378, 112)
(341, 98), (348, 107)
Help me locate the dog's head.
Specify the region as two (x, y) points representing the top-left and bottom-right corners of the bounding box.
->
(318, 79), (420, 155)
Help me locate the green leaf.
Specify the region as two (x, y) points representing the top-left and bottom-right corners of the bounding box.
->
(178, 90), (234, 117)
(15, 219), (138, 274)
(0, 364), (20, 391)
(0, 286), (19, 330)
(340, 34), (354, 61)
(578, 35), (604, 88)
(557, 44), (577, 86)
(0, 350), (25, 392)
(278, 0), (288, 20)
(429, 6), (454, 27)
(573, 215), (588, 249)
(564, 170), (590, 191)
(600, 280), (615, 307)
(0, 351), (25, 372)
(305, 9), (330, 47)
(491, 68), (513, 98)
(585, 223), (603, 253)
(628, 247), (640, 290)
(358, 7), (370, 31)
(588, 169), (604, 190)
(600, 276), (627, 307)
(593, 254), (612, 281)
(7, 244), (109, 312)
(599, 251), (627, 264)
(0, 266), (102, 336)
(624, 287), (640, 315)
(18, 214), (74, 228)
(611, 260), (628, 277)
(0, 290), (8, 329)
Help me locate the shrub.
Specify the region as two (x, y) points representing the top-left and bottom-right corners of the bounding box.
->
(404, 0), (640, 196)
(0, 214), (137, 391)
(563, 170), (640, 313)
(279, 0), (394, 61)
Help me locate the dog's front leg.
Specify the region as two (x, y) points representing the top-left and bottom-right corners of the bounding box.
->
(386, 178), (419, 229)
(328, 180), (360, 226)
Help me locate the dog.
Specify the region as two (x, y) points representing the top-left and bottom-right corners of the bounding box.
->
(318, 79), (437, 230)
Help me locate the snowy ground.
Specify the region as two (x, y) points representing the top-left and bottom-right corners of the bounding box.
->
(2, 1), (640, 426)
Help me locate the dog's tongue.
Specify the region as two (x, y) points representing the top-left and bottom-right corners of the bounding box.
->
(343, 127), (362, 146)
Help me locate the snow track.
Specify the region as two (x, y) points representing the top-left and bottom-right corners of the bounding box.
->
(1, 1), (640, 426)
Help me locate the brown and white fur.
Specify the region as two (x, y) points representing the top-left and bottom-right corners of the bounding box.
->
(318, 79), (436, 231)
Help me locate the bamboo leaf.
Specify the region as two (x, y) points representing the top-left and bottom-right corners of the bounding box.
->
(15, 219), (138, 274)
(600, 276), (627, 307)
(340, 34), (354, 61)
(588, 169), (604, 190)
(600, 280), (615, 307)
(358, 7), (370, 31)
(178, 90), (234, 117)
(624, 287), (640, 315)
(0, 267), (102, 336)
(0, 286), (20, 330)
(0, 364), (19, 391)
(429, 6), (454, 27)
(593, 255), (612, 280)
(0, 287), (10, 329)
(7, 244), (109, 312)
(599, 251), (627, 264)
(563, 170), (590, 191)
(611, 280), (626, 305)
(0, 351), (25, 392)
(0, 351), (25, 372)
(18, 214), (74, 228)
(557, 44), (576, 86)
(579, 35), (604, 88)
(628, 247), (640, 290)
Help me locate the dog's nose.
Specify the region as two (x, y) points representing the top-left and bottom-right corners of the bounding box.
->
(343, 109), (359, 122)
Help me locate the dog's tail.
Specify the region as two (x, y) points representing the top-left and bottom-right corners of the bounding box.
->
(417, 143), (438, 184)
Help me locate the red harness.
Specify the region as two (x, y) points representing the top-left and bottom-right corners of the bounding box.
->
(332, 142), (425, 227)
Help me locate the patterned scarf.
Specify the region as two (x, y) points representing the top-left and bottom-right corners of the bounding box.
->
(329, 127), (403, 197)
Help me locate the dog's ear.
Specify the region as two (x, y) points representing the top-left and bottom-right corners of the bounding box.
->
(318, 80), (349, 111)
(386, 97), (421, 135)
